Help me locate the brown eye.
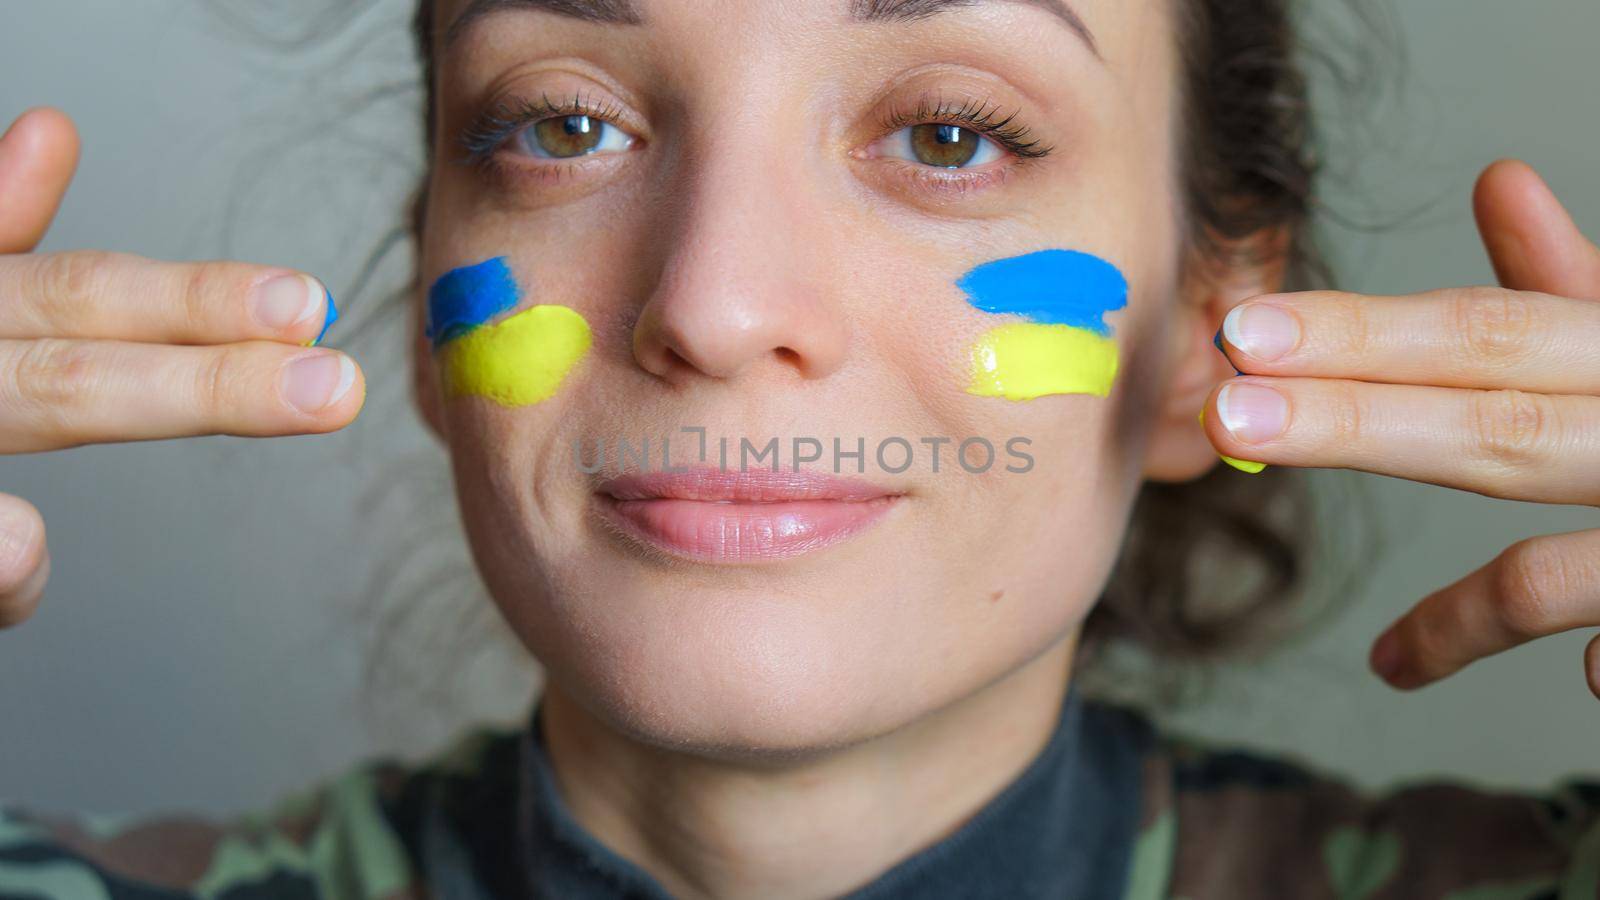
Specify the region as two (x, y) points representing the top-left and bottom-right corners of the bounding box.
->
(912, 124), (978, 167)
(516, 115), (633, 159)
(882, 124), (1004, 169)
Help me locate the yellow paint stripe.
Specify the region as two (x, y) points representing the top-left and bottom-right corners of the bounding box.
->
(441, 305), (592, 408)
(967, 323), (1119, 401)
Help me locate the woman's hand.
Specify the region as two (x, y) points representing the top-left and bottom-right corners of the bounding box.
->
(1203, 159), (1600, 697)
(0, 107), (365, 628)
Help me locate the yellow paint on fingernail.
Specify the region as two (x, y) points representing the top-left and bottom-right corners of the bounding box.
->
(1198, 407), (1268, 474)
(1221, 455), (1267, 474)
(441, 304), (591, 407)
(968, 323), (1119, 400)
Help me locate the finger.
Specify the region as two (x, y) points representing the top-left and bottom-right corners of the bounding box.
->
(0, 493), (49, 628)
(0, 338), (365, 453)
(0, 250), (337, 347)
(1217, 286), (1600, 394)
(0, 107), (80, 254)
(1200, 375), (1600, 505)
(1368, 528), (1600, 690)
(1473, 159), (1600, 300)
(1585, 632), (1600, 701)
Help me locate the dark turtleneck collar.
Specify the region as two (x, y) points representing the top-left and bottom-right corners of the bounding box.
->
(509, 677), (1156, 899)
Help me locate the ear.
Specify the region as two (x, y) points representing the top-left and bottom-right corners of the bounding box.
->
(411, 283), (447, 443)
(1140, 228), (1290, 482)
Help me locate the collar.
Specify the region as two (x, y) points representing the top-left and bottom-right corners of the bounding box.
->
(513, 677), (1154, 899)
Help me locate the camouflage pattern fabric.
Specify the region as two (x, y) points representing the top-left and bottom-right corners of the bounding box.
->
(3, 696), (1597, 899)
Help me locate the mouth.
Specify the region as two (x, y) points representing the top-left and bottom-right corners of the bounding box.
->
(592, 468), (906, 564)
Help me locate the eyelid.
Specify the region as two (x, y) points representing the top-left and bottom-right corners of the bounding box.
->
(873, 94), (1055, 161)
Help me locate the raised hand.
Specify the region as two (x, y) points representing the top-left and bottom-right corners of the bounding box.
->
(1202, 159), (1600, 698)
(0, 107), (365, 627)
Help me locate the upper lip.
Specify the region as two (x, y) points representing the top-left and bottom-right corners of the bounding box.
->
(597, 468), (903, 503)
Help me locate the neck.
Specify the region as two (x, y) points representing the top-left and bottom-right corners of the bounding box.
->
(538, 631), (1080, 900)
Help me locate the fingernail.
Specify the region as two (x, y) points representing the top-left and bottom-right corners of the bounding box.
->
(1198, 407), (1268, 474)
(305, 290), (339, 348)
(1223, 303), (1300, 362)
(1216, 382), (1288, 443)
(1371, 628), (1405, 682)
(1212, 326), (1242, 376)
(253, 274), (325, 332)
(282, 352), (356, 413)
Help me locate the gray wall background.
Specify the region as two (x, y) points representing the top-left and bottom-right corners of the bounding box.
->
(1, 1), (1596, 817)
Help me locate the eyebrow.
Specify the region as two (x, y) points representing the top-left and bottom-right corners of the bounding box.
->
(853, 0), (1099, 56)
(444, 0), (643, 47)
(444, 0), (1099, 58)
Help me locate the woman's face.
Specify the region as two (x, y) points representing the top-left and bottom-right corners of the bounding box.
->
(414, 0), (1233, 755)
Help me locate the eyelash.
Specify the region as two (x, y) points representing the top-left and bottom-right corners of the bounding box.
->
(878, 96), (1055, 162)
(457, 91), (628, 171)
(452, 91), (1055, 191)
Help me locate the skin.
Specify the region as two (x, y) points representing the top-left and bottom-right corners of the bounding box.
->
(0, 2), (1596, 898)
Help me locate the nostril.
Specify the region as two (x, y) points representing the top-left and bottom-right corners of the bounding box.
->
(661, 346), (694, 376)
(774, 347), (802, 368)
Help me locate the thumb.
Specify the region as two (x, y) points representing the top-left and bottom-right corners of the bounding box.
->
(0, 107), (81, 254)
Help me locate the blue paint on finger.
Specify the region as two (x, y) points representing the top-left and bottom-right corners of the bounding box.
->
(312, 289), (339, 346)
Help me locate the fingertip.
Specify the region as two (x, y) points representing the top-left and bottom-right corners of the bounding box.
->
(1474, 158), (1549, 221)
(342, 355), (368, 422)
(1196, 398), (1269, 474)
(318, 353), (367, 430)
(0, 494), (45, 571)
(0, 106), (82, 253)
(320, 289), (339, 339)
(2, 106), (81, 171)
(1585, 632), (1600, 702)
(1473, 158), (1598, 297)
(1476, 157), (1537, 188)
(1370, 626), (1403, 681)
(0, 495), (48, 626)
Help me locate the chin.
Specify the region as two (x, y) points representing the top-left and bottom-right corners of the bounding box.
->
(496, 563), (1080, 767)
(513, 560), (952, 762)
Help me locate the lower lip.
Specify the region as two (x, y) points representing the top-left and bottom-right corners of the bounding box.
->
(595, 495), (901, 563)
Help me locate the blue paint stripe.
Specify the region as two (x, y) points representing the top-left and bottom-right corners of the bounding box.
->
(957, 249), (1128, 335)
(426, 257), (521, 348)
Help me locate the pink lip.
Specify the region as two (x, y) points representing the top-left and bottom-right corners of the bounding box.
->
(593, 469), (905, 563)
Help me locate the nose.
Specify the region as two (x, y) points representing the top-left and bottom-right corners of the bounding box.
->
(631, 150), (850, 386)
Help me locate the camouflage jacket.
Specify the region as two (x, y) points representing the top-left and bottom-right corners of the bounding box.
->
(3, 682), (1597, 899)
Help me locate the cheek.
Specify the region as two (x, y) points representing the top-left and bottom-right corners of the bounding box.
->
(442, 307), (592, 407)
(425, 256), (594, 408)
(956, 249), (1129, 402)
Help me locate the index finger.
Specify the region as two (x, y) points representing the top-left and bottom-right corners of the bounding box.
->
(1217, 287), (1600, 395)
(0, 250), (338, 347)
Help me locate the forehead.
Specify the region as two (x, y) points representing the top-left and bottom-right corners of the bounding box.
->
(423, 0), (1185, 168)
(428, 0), (1173, 64)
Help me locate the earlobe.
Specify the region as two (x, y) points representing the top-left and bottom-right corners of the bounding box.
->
(1139, 233), (1288, 482)
(1139, 301), (1240, 482)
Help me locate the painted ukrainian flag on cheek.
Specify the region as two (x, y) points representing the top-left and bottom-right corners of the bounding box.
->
(426, 257), (592, 408)
(959, 249), (1128, 401)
